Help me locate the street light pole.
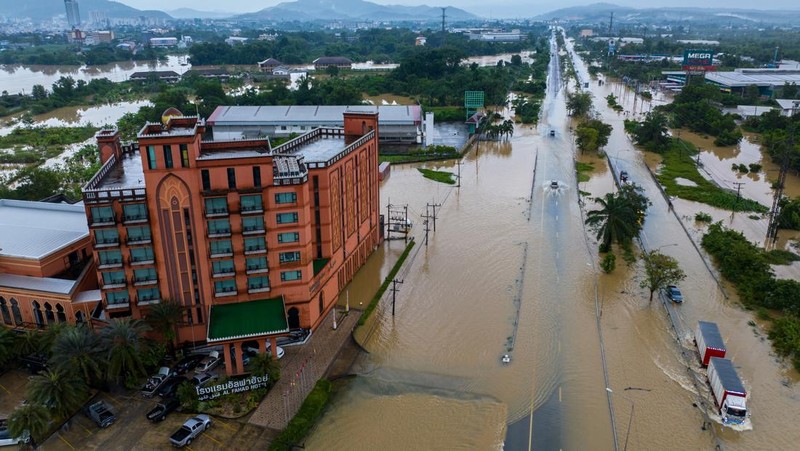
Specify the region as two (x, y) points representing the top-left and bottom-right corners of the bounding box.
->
(607, 388), (634, 451)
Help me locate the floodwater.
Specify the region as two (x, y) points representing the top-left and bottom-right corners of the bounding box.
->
(0, 55), (189, 95)
(306, 33), (614, 450)
(0, 100), (151, 136)
(568, 36), (800, 450)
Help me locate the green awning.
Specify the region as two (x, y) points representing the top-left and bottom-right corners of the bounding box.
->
(207, 297), (289, 342)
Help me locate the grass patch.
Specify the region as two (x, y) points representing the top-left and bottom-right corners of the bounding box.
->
(576, 161), (594, 183)
(417, 168), (456, 185)
(657, 139), (767, 213)
(764, 249), (800, 265)
(695, 212), (713, 222)
(380, 146), (460, 164)
(268, 380), (333, 451)
(358, 240), (415, 326)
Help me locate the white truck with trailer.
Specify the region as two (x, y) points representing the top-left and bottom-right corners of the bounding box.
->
(707, 357), (748, 425)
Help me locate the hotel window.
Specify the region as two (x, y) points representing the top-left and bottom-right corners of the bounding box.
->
(275, 192), (297, 204)
(240, 194), (262, 212)
(227, 168), (237, 189)
(214, 279), (237, 294)
(207, 219), (231, 236)
(101, 271), (125, 286)
(126, 226), (151, 243)
(242, 216), (265, 233)
(106, 290), (130, 305)
(248, 276), (270, 290)
(130, 247), (154, 263)
(94, 229), (119, 245)
(212, 260), (235, 276)
(201, 169), (211, 190)
(277, 232), (300, 243)
(137, 287), (160, 301)
(253, 166), (262, 187)
(90, 206), (114, 224)
(276, 212), (298, 224)
(133, 268), (157, 283)
(210, 240), (233, 256)
(246, 256), (267, 271)
(280, 270), (302, 282)
(163, 145), (173, 168)
(205, 197), (228, 215)
(98, 250), (122, 266)
(180, 144), (190, 168)
(279, 251), (301, 264)
(123, 204), (147, 221)
(244, 236), (266, 252)
(147, 145), (157, 169)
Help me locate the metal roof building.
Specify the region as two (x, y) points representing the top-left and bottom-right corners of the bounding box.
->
(208, 105), (423, 144)
(705, 68), (800, 95)
(0, 199), (89, 260)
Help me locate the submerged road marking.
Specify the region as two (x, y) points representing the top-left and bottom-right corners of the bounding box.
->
(0, 383), (10, 394)
(205, 433), (223, 445)
(559, 386), (562, 402)
(59, 434), (75, 450)
(215, 419), (237, 431)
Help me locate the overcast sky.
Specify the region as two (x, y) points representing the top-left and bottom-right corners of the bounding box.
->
(116, 0), (800, 18)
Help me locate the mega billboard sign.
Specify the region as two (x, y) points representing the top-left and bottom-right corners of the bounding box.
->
(682, 50), (715, 72)
(196, 374), (269, 401)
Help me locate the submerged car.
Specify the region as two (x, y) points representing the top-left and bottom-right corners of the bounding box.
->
(666, 285), (684, 303)
(620, 170), (629, 183)
(549, 129), (555, 137)
(550, 180), (559, 190)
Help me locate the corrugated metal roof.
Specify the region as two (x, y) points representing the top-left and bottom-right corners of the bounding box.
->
(698, 321), (726, 351)
(207, 105), (421, 126)
(0, 273), (77, 295)
(706, 69), (800, 88)
(709, 357), (746, 395)
(74, 289), (102, 303)
(0, 199), (89, 259)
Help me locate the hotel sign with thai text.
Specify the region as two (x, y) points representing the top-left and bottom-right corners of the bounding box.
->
(196, 374), (269, 401)
(682, 50), (715, 72)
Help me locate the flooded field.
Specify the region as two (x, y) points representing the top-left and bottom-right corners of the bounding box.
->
(0, 100), (151, 136)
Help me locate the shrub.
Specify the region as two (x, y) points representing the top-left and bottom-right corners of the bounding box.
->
(695, 212), (713, 222)
(749, 163), (762, 173)
(600, 253), (616, 273)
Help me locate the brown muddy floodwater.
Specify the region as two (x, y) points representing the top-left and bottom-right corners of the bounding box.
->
(0, 101), (151, 136)
(570, 36), (800, 451)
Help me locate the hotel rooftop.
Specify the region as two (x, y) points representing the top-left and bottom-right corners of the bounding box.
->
(0, 199), (89, 260)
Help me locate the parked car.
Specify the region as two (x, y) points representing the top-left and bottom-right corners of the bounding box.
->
(169, 415), (211, 448)
(146, 397), (181, 423)
(244, 343), (285, 360)
(84, 401), (116, 428)
(194, 351), (221, 374)
(19, 354), (48, 374)
(0, 418), (30, 446)
(190, 372), (219, 387)
(157, 376), (188, 398)
(141, 367), (176, 398)
(266, 343), (285, 360)
(666, 285), (684, 303)
(173, 354), (205, 374)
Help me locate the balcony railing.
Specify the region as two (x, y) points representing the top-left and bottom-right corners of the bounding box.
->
(91, 217), (116, 227)
(208, 229), (232, 238)
(98, 259), (123, 269)
(212, 270), (236, 278)
(129, 256), (155, 266)
(246, 266), (269, 275)
(102, 280), (126, 289)
(95, 238), (120, 248)
(136, 296), (160, 306)
(240, 205), (264, 215)
(244, 246), (266, 255)
(214, 286), (237, 298)
(242, 226), (266, 235)
(248, 285), (271, 294)
(205, 208), (229, 218)
(123, 215), (148, 224)
(127, 236), (152, 245)
(106, 301), (130, 310)
(133, 277), (158, 286)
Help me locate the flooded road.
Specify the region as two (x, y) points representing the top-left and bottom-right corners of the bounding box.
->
(305, 33), (614, 450)
(568, 37), (800, 450)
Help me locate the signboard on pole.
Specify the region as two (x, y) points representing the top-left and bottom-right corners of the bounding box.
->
(682, 50), (715, 71)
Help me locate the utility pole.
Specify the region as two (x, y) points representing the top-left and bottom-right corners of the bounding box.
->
(427, 201), (441, 231)
(390, 279), (403, 316)
(440, 7), (447, 34)
(456, 159), (462, 188)
(767, 132), (793, 243)
(422, 205), (431, 247)
(386, 203), (409, 243)
(732, 181), (745, 210)
(609, 12), (614, 35)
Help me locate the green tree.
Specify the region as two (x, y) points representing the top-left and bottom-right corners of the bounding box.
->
(101, 318), (150, 385)
(17, 330), (43, 356)
(585, 184), (649, 252)
(631, 111), (670, 152)
(145, 300), (184, 357)
(7, 403), (49, 448)
(640, 250), (686, 303)
(325, 65), (339, 77)
(576, 126), (599, 153)
(31, 84), (47, 100)
(49, 325), (105, 385)
(0, 327), (18, 367)
(566, 91), (592, 117)
(249, 352), (281, 382)
(27, 368), (88, 419)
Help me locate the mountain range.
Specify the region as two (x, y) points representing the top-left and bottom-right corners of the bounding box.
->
(0, 0), (170, 21)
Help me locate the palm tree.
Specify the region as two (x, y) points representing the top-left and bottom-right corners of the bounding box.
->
(0, 327), (18, 367)
(101, 318), (150, 385)
(40, 322), (69, 355)
(249, 353), (281, 383)
(7, 403), (50, 448)
(27, 368), (88, 420)
(585, 192), (639, 253)
(49, 325), (105, 385)
(145, 300), (184, 357)
(17, 330), (43, 356)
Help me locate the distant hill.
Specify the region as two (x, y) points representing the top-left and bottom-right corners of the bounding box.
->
(235, 0), (479, 22)
(166, 8), (233, 20)
(0, 0), (171, 21)
(537, 2), (800, 25)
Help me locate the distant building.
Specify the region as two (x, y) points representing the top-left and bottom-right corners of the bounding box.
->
(580, 29), (593, 37)
(184, 68), (230, 81)
(225, 37), (249, 46)
(129, 71), (181, 83)
(149, 37), (178, 47)
(415, 36), (426, 46)
(64, 0), (81, 29)
(775, 99), (800, 116)
(313, 57), (353, 71)
(468, 29), (522, 42)
(705, 68), (800, 97)
(90, 30), (114, 44)
(0, 199), (100, 329)
(257, 58), (284, 74)
(735, 105), (775, 117)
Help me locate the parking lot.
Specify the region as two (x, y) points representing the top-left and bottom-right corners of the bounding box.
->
(0, 370), (28, 418)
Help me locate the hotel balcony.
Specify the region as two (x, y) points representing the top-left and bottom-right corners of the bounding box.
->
(102, 280), (127, 289)
(212, 270), (236, 279)
(127, 236), (152, 245)
(91, 217), (116, 227)
(95, 238), (120, 248)
(244, 246), (267, 255)
(248, 284), (271, 294)
(129, 256), (155, 266)
(214, 287), (238, 298)
(137, 296), (160, 306)
(246, 266), (269, 275)
(123, 214), (148, 225)
(208, 228), (232, 238)
(205, 208), (229, 218)
(106, 300), (130, 310)
(133, 277), (158, 286)
(240, 205), (264, 215)
(242, 226), (266, 236)
(97, 259), (123, 269)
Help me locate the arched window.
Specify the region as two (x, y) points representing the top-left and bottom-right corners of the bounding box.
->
(0, 297), (11, 325)
(44, 302), (55, 325)
(10, 298), (22, 325)
(32, 301), (44, 328)
(75, 311), (85, 324)
(56, 304), (67, 323)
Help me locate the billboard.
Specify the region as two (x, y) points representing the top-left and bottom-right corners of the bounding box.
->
(682, 49), (715, 72)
